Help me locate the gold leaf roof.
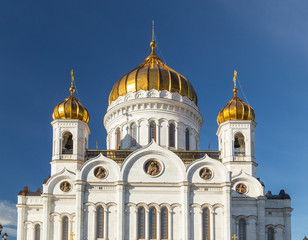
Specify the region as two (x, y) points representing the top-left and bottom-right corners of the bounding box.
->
(53, 71), (90, 124)
(108, 40), (198, 105)
(217, 87), (255, 125)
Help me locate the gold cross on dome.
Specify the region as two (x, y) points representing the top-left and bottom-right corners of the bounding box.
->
(70, 232), (75, 240)
(232, 234), (238, 240)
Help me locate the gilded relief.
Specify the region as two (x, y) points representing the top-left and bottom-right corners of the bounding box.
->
(236, 183), (247, 194)
(94, 166), (107, 179)
(145, 160), (161, 176)
(199, 167), (212, 180)
(60, 181), (71, 192)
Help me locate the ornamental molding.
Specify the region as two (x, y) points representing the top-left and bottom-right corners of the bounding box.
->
(108, 89), (198, 110)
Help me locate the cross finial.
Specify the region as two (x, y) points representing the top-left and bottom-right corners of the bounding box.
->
(70, 232), (75, 240)
(152, 20), (155, 42)
(150, 20), (156, 52)
(233, 70), (238, 97)
(96, 141), (98, 150)
(232, 234), (238, 240)
(70, 69), (75, 95)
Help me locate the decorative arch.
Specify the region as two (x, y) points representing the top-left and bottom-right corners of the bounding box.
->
(238, 218), (247, 240)
(34, 224), (41, 240)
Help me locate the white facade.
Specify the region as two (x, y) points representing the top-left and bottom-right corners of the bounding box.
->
(17, 61), (292, 240)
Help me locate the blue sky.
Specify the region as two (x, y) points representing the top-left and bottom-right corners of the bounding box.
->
(0, 0), (308, 239)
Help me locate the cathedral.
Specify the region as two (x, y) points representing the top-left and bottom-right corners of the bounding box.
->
(16, 31), (292, 240)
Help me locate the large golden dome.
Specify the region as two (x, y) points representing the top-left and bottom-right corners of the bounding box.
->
(53, 71), (90, 124)
(217, 72), (255, 125)
(108, 40), (197, 105)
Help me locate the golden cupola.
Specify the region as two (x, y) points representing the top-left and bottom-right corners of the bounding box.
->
(217, 71), (255, 125)
(53, 70), (90, 124)
(108, 26), (197, 105)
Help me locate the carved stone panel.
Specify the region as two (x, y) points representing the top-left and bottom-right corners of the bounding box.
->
(145, 160), (162, 176)
(236, 183), (247, 194)
(199, 167), (213, 180)
(60, 181), (71, 192)
(94, 166), (107, 179)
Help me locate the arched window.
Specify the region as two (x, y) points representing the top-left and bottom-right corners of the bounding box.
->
(185, 128), (190, 150)
(34, 224), (40, 240)
(116, 127), (121, 150)
(96, 206), (104, 238)
(239, 219), (246, 240)
(62, 216), (69, 240)
(62, 132), (73, 154)
(234, 132), (245, 156)
(149, 207), (157, 239)
(161, 207), (168, 239)
(149, 121), (156, 142)
(169, 123), (175, 147)
(202, 208), (210, 240)
(131, 123), (137, 146)
(268, 227), (275, 240)
(137, 207), (145, 239)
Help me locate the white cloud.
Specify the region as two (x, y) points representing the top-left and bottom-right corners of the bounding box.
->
(0, 200), (17, 238)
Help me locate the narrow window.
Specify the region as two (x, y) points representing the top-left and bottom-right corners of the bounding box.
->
(202, 208), (210, 240)
(185, 128), (190, 150)
(131, 123), (137, 146)
(62, 216), (69, 240)
(149, 207), (157, 239)
(34, 224), (40, 240)
(268, 227), (275, 240)
(234, 133), (245, 156)
(161, 207), (168, 239)
(169, 123), (175, 147)
(149, 121), (156, 142)
(62, 132), (73, 154)
(239, 219), (246, 240)
(97, 206), (104, 238)
(138, 207), (145, 239)
(116, 127), (121, 150)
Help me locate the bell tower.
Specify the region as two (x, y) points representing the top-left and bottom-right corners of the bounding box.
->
(50, 70), (90, 175)
(216, 71), (257, 176)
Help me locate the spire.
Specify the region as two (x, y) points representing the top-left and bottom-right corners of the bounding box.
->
(233, 70), (238, 97)
(150, 20), (156, 53)
(70, 69), (75, 95)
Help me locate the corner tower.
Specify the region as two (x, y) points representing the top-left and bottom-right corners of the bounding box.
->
(104, 25), (202, 151)
(51, 70), (90, 175)
(216, 71), (257, 176)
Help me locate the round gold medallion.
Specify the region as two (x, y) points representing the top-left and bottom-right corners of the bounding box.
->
(60, 181), (71, 192)
(94, 166), (107, 179)
(145, 160), (162, 176)
(199, 167), (212, 180)
(236, 183), (247, 194)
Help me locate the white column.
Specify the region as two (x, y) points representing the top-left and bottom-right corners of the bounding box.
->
(284, 209), (292, 240)
(58, 216), (62, 240)
(181, 182), (190, 240)
(17, 199), (26, 240)
(69, 218), (73, 240)
(157, 210), (161, 240)
(199, 210), (203, 240)
(223, 184), (231, 240)
(117, 182), (125, 240)
(42, 194), (51, 240)
(76, 181), (84, 240)
(210, 210), (214, 240)
(257, 197), (266, 240)
(248, 216), (257, 240)
(175, 125), (178, 149)
(168, 210), (173, 240)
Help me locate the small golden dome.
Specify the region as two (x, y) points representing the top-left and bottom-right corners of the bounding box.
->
(53, 71), (90, 124)
(217, 72), (255, 125)
(108, 40), (198, 105)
